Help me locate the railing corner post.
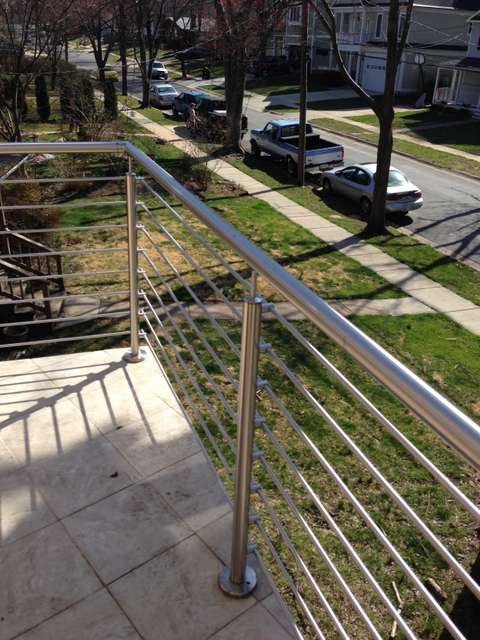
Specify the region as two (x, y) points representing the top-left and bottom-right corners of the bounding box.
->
(219, 294), (263, 598)
(123, 170), (145, 364)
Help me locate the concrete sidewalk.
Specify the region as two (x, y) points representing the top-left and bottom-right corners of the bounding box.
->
(124, 107), (480, 336)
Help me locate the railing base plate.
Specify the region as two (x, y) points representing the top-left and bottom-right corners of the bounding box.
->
(218, 565), (257, 598)
(122, 348), (146, 364)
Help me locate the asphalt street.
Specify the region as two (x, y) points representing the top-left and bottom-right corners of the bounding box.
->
(69, 49), (480, 267)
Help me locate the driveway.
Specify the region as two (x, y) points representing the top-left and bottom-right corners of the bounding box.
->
(68, 48), (480, 268)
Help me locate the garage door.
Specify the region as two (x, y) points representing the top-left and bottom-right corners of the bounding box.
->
(362, 57), (386, 93)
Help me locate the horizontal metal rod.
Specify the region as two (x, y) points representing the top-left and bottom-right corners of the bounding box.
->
(6, 269), (128, 283)
(0, 175), (126, 185)
(0, 330), (130, 349)
(0, 290), (129, 306)
(0, 141), (128, 154)
(0, 247), (127, 260)
(0, 311), (129, 328)
(1, 200), (127, 211)
(0, 224), (127, 235)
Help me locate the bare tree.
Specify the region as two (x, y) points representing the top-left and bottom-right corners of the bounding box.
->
(76, 0), (115, 83)
(214, 0), (289, 149)
(309, 0), (414, 233)
(0, 0), (74, 141)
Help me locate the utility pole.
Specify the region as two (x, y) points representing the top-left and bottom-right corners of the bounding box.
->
(297, 0), (308, 186)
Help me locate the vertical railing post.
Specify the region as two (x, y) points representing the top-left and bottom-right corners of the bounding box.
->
(123, 171), (144, 363)
(219, 294), (263, 597)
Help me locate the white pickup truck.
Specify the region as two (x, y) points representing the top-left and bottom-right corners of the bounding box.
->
(250, 119), (344, 176)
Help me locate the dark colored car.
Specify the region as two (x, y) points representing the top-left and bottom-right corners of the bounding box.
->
(172, 90), (206, 118)
(187, 96), (248, 141)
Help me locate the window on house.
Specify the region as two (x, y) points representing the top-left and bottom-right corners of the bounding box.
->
(399, 15), (406, 39)
(289, 6), (301, 22)
(477, 35), (480, 50)
(343, 13), (350, 34)
(335, 13), (341, 32)
(375, 14), (383, 38)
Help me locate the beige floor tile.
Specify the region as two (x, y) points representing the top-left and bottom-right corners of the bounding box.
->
(210, 602), (293, 640)
(197, 512), (273, 601)
(64, 482), (192, 583)
(17, 590), (141, 640)
(0, 466), (56, 546)
(1, 398), (101, 467)
(29, 437), (138, 518)
(0, 523), (100, 640)
(110, 535), (255, 640)
(261, 594), (298, 639)
(148, 452), (230, 531)
(106, 407), (201, 477)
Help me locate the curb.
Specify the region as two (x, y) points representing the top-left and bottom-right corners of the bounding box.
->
(310, 122), (480, 183)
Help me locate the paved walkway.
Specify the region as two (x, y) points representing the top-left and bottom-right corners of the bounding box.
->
(0, 349), (296, 640)
(124, 107), (480, 336)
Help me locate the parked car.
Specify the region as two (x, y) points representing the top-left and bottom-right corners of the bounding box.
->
(150, 61), (168, 80)
(149, 84), (178, 108)
(321, 164), (423, 215)
(250, 120), (344, 176)
(175, 46), (212, 61)
(187, 96), (248, 141)
(97, 65), (118, 81)
(172, 90), (206, 119)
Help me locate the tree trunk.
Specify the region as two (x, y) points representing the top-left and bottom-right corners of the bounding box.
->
(224, 46), (246, 150)
(64, 38), (69, 62)
(367, 0), (400, 234)
(118, 3), (128, 96)
(369, 111), (393, 233)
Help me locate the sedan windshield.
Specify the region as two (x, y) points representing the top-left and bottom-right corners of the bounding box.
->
(155, 86), (175, 94)
(388, 170), (409, 187)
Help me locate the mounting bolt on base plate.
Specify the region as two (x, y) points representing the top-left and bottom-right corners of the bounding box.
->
(218, 565), (257, 598)
(122, 348), (146, 364)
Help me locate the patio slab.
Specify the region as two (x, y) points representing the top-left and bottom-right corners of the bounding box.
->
(0, 348), (293, 640)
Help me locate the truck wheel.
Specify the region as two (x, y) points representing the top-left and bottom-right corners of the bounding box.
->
(322, 178), (332, 195)
(251, 140), (261, 158)
(172, 105), (178, 118)
(360, 197), (371, 216)
(287, 156), (297, 177)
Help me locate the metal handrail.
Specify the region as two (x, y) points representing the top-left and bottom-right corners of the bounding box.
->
(1, 140), (479, 469)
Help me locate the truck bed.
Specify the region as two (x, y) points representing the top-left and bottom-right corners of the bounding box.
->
(280, 133), (337, 152)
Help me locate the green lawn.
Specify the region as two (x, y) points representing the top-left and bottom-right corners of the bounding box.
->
(310, 117), (480, 178)
(118, 95), (174, 126)
(228, 153), (480, 306)
(350, 108), (470, 130)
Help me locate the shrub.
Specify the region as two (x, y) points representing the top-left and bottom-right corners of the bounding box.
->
(59, 75), (75, 124)
(35, 75), (51, 122)
(103, 79), (118, 120)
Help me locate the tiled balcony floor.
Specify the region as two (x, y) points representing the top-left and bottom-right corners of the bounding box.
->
(0, 348), (296, 640)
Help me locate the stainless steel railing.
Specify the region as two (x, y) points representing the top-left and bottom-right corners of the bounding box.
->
(0, 141), (479, 640)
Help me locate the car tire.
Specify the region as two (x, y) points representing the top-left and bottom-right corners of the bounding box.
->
(360, 197), (371, 216)
(172, 105), (178, 117)
(251, 140), (261, 158)
(322, 178), (332, 195)
(286, 156), (297, 177)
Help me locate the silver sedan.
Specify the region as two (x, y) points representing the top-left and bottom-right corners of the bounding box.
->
(321, 163), (423, 215)
(149, 84), (178, 108)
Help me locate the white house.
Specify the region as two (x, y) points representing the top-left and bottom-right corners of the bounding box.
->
(433, 9), (480, 115)
(280, 1), (476, 97)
